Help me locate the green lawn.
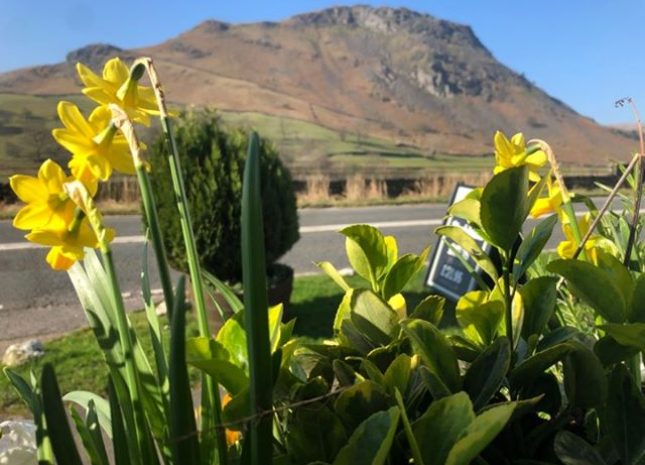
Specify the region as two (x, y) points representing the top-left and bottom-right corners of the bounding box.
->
(0, 271), (434, 417)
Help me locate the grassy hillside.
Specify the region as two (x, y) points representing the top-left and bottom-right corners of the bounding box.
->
(0, 93), (493, 181)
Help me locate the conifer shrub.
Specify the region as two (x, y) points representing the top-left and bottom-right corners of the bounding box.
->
(148, 109), (299, 282)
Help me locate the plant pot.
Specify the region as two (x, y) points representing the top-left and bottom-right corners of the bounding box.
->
(197, 263), (295, 330)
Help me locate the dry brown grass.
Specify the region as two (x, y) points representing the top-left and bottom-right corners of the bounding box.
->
(297, 173), (332, 204)
(345, 174), (388, 202)
(400, 172), (490, 200)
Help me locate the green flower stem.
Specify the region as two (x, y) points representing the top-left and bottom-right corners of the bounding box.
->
(109, 104), (175, 316)
(140, 58), (228, 465)
(136, 165), (175, 315)
(502, 254), (513, 353)
(100, 246), (154, 463)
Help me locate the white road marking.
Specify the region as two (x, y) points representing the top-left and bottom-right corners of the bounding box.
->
(2, 208), (645, 251)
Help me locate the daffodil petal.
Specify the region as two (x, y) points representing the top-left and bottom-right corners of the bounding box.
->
(13, 204), (52, 230)
(26, 229), (63, 247)
(57, 101), (95, 139)
(103, 58), (129, 84)
(9, 175), (47, 203)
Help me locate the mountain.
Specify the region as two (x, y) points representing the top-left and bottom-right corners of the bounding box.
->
(0, 5), (637, 179)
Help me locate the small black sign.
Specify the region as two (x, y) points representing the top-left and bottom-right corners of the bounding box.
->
(425, 184), (492, 301)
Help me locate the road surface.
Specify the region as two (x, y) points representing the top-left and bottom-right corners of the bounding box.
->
(0, 199), (629, 350)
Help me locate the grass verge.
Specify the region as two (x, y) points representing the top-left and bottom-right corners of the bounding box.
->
(0, 271), (431, 417)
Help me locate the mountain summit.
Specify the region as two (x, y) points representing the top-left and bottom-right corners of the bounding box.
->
(0, 5), (635, 171)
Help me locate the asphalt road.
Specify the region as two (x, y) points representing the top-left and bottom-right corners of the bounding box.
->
(0, 199), (627, 350)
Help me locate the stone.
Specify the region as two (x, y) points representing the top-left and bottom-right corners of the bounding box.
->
(0, 420), (37, 465)
(2, 339), (45, 367)
(155, 301), (167, 316)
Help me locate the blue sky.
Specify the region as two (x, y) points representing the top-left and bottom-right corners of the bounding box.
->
(1, 1), (643, 125)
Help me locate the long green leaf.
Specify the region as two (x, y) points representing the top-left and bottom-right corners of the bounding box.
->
(41, 364), (84, 465)
(108, 377), (131, 465)
(241, 131), (273, 465)
(169, 276), (200, 465)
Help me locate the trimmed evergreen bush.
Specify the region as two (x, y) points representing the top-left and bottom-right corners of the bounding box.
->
(148, 109), (299, 282)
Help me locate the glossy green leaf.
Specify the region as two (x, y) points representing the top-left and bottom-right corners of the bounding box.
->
(436, 226), (498, 281)
(606, 364), (645, 465)
(402, 319), (461, 392)
(562, 341), (607, 409)
(520, 277), (558, 339)
(419, 366), (452, 399)
(333, 289), (354, 334)
(630, 273), (645, 323)
(412, 392), (475, 465)
(513, 215), (557, 281)
(334, 380), (389, 431)
(464, 337), (511, 410)
(216, 315), (248, 371)
(448, 197), (481, 227)
(383, 354), (412, 396)
(382, 247), (430, 301)
(594, 336), (639, 366)
(410, 295), (445, 326)
(554, 431), (608, 465)
(510, 343), (573, 388)
(332, 407), (400, 465)
(350, 289), (399, 346)
(341, 224), (388, 284)
(445, 402), (515, 465)
(548, 259), (627, 323)
(599, 323), (645, 351)
(480, 165), (530, 251)
(456, 291), (504, 346)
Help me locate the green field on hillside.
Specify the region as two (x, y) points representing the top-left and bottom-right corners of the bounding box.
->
(0, 93), (493, 180)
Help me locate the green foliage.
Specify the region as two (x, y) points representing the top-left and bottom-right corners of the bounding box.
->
(149, 109), (299, 282)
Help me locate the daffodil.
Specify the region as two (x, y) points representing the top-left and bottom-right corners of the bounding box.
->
(27, 218), (115, 271)
(493, 131), (547, 182)
(76, 57), (158, 126)
(557, 213), (617, 264)
(530, 176), (563, 218)
(9, 160), (76, 232)
(52, 101), (135, 183)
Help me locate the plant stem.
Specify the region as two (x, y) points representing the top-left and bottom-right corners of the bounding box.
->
(140, 57), (228, 465)
(622, 99), (645, 268)
(102, 246), (154, 463)
(572, 152), (639, 259)
(502, 253), (513, 351)
(109, 105), (175, 316)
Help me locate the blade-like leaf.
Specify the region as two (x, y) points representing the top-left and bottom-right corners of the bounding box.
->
(513, 215), (557, 281)
(41, 364), (84, 465)
(464, 337), (511, 410)
(435, 226), (497, 282)
(169, 276), (200, 465)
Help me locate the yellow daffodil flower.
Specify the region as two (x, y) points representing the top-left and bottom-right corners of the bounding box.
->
(27, 218), (115, 271)
(9, 160), (76, 232)
(76, 57), (158, 126)
(557, 213), (617, 264)
(530, 176), (563, 218)
(52, 101), (135, 183)
(493, 131), (547, 182)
